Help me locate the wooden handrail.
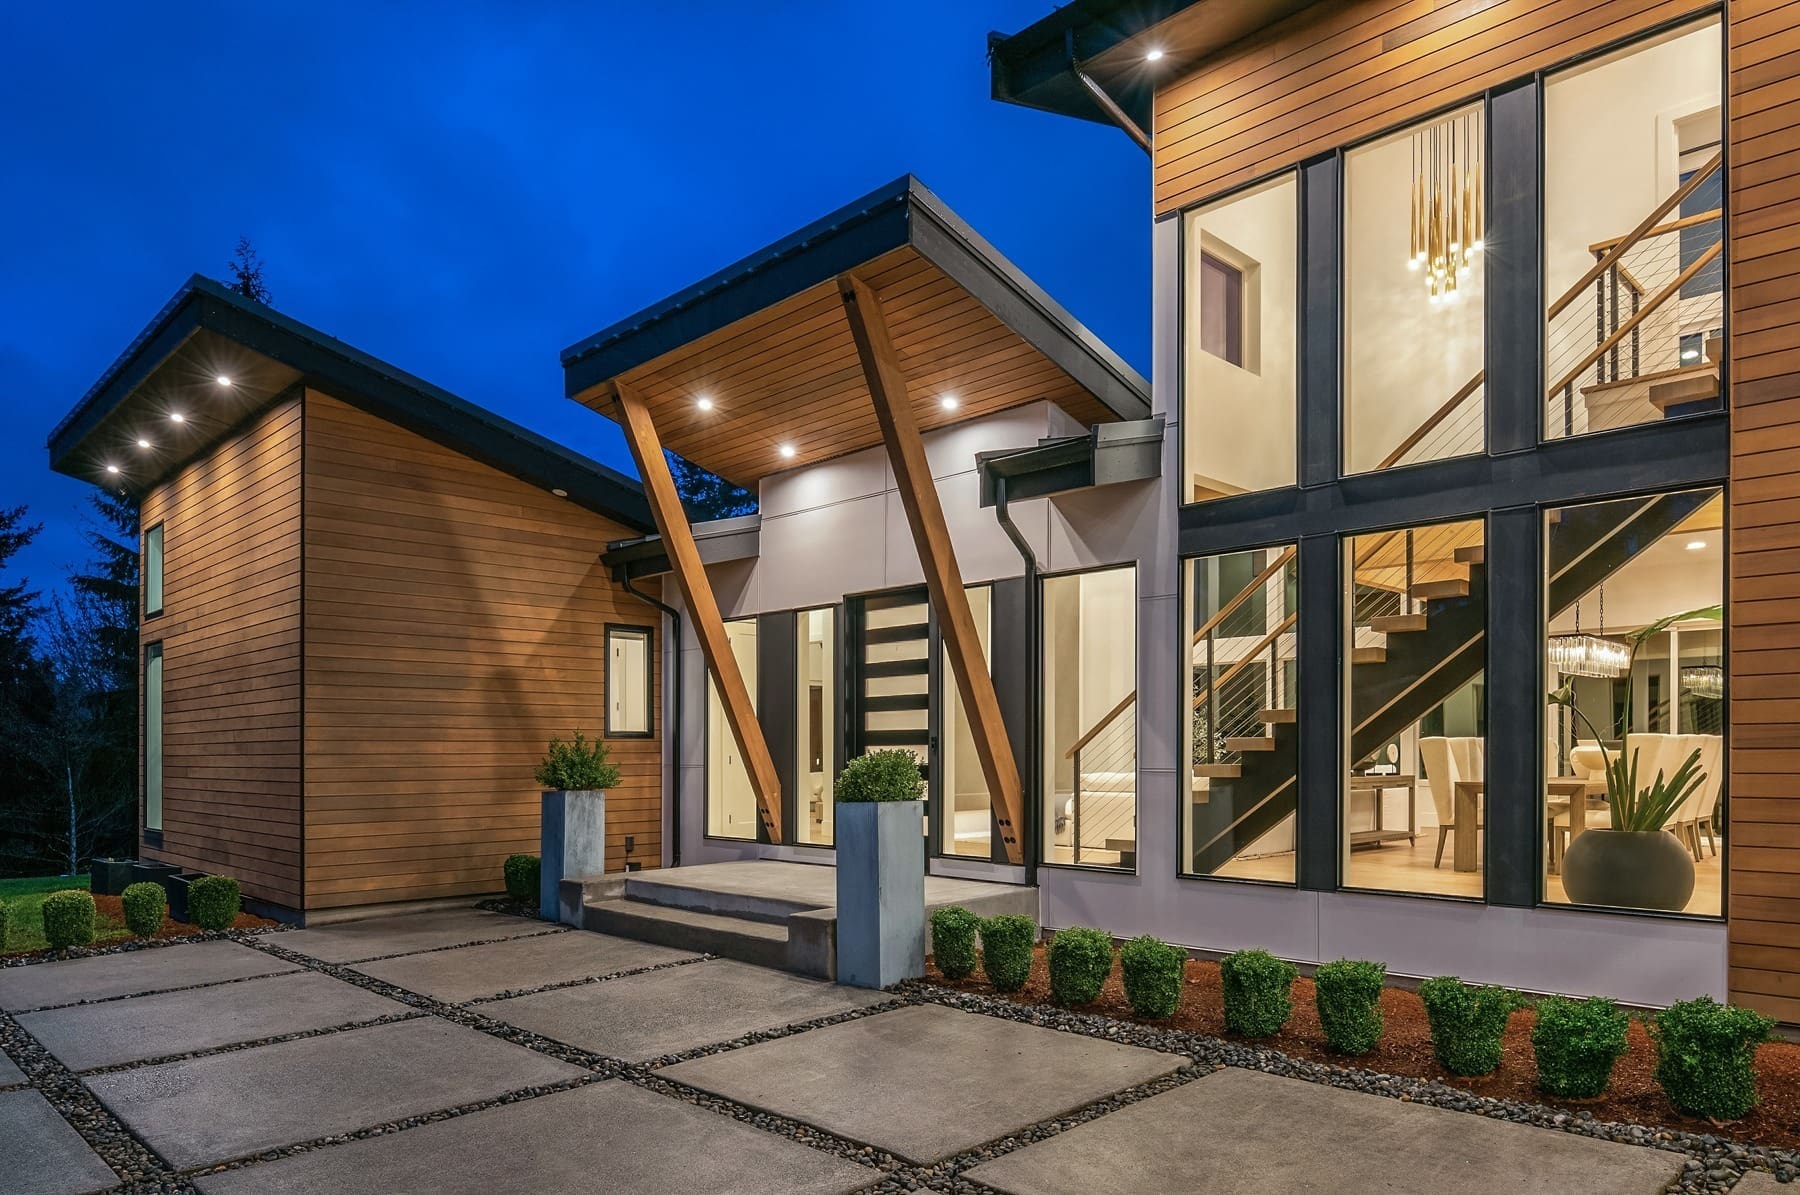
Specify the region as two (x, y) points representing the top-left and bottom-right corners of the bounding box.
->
(1548, 240), (1723, 398)
(1549, 151), (1720, 321)
(1065, 691), (1137, 760)
(1193, 611), (1298, 707)
(1190, 546), (1295, 645)
(1589, 207), (1723, 254)
(1376, 370), (1486, 470)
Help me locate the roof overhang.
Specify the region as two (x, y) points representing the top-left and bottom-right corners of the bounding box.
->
(988, 0), (1323, 132)
(561, 175), (1150, 488)
(49, 276), (653, 532)
(602, 513), (762, 582)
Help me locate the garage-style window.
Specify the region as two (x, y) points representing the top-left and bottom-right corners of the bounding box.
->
(605, 624), (653, 737)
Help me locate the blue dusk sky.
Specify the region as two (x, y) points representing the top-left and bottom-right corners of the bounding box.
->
(0, 2), (1147, 594)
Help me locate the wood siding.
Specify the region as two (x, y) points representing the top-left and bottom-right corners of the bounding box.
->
(1152, 0), (1709, 215)
(139, 397), (304, 907)
(1727, 0), (1800, 1025)
(302, 391), (662, 909)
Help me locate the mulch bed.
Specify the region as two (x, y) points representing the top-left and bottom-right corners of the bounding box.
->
(927, 946), (1800, 1151)
(90, 893), (276, 938)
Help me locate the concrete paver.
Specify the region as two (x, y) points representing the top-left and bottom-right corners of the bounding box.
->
(482, 957), (885, 1062)
(0, 1089), (119, 1195)
(85, 1016), (586, 1169)
(192, 1080), (875, 1195)
(661, 1003), (1186, 1164)
(0, 1051), (26, 1085)
(353, 930), (699, 1003)
(18, 970), (405, 1071)
(272, 909), (555, 964)
(965, 1067), (1688, 1195)
(0, 940), (295, 1011)
(1730, 1175), (1794, 1193)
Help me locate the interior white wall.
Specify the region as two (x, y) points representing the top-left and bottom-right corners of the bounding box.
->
(1184, 174), (1298, 499)
(1344, 107), (1487, 473)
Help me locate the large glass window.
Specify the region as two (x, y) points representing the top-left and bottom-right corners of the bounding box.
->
(705, 618), (759, 840)
(1042, 567), (1138, 868)
(1183, 548), (1297, 882)
(144, 523), (164, 616)
(1183, 173), (1297, 503)
(939, 585), (993, 858)
(144, 643), (163, 833)
(604, 624), (653, 737)
(1346, 104), (1487, 473)
(795, 607), (836, 847)
(1545, 19), (1723, 440)
(1345, 519), (1486, 897)
(1544, 489), (1723, 915)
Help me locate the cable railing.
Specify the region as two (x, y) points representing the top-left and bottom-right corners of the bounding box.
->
(1062, 692), (1137, 865)
(1190, 551), (1299, 775)
(1350, 520), (1481, 645)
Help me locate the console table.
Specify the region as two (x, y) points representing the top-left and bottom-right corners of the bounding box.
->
(1348, 773), (1417, 850)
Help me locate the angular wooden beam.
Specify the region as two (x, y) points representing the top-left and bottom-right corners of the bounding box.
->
(837, 273), (1026, 864)
(611, 378), (784, 844)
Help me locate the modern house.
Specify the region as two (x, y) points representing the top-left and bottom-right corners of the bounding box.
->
(49, 0), (1799, 1023)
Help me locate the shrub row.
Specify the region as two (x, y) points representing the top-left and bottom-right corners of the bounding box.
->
(927, 923), (1777, 1122)
(121, 882), (166, 938)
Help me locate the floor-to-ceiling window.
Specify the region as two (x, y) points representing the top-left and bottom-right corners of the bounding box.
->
(1544, 488), (1723, 915)
(1042, 566), (1137, 869)
(939, 585), (993, 858)
(795, 606), (836, 847)
(1344, 519), (1486, 898)
(1183, 548), (1297, 883)
(705, 618), (760, 840)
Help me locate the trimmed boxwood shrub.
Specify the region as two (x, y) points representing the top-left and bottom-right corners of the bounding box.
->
(1047, 927), (1114, 1007)
(504, 854), (541, 904)
(186, 875), (241, 932)
(834, 749), (924, 802)
(1532, 995), (1629, 1099)
(1419, 976), (1519, 1076)
(120, 882), (167, 938)
(1219, 948), (1297, 1038)
(1315, 959), (1386, 1056)
(1651, 996), (1775, 1120)
(979, 913), (1037, 993)
(929, 905), (980, 981)
(1119, 935), (1185, 1019)
(43, 890), (96, 950)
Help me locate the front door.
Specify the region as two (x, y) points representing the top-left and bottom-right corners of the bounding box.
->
(847, 588), (932, 857)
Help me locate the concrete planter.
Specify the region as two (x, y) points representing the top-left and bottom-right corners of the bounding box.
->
(541, 790), (605, 925)
(835, 799), (926, 989)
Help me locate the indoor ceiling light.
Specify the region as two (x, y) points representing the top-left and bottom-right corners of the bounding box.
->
(169, 412), (185, 423)
(695, 395), (715, 412)
(105, 464), (120, 474)
(778, 443), (797, 460)
(1681, 348), (1700, 361)
(1687, 540), (1707, 551)
(1145, 47), (1164, 61)
(940, 395), (959, 411)
(215, 375), (233, 386)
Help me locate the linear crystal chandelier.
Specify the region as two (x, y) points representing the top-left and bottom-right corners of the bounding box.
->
(1547, 591), (1629, 679)
(1409, 107), (1484, 303)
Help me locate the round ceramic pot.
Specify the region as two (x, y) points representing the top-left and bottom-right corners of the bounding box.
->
(1561, 828), (1695, 912)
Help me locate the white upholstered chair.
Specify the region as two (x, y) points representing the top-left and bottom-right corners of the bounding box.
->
(1419, 736), (1485, 868)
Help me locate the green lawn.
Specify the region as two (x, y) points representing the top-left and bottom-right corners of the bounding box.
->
(0, 875), (131, 953)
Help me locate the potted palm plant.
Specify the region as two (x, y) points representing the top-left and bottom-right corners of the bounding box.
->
(1548, 604), (1718, 911)
(536, 732), (619, 923)
(833, 749), (926, 989)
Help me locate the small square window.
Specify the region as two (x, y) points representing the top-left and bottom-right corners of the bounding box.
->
(605, 625), (654, 737)
(1199, 251), (1244, 368)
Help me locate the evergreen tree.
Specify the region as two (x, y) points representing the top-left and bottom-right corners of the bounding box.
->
(225, 236), (272, 305)
(0, 507), (55, 874)
(667, 451), (756, 522)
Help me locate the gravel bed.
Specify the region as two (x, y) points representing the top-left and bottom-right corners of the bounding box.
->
(903, 981), (1800, 1194)
(0, 925), (289, 971)
(474, 897), (539, 918)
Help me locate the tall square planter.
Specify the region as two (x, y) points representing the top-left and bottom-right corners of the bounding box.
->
(89, 858), (134, 896)
(835, 799), (925, 989)
(541, 789), (605, 925)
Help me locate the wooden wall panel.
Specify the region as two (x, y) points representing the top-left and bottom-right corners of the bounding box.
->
(302, 391), (662, 909)
(139, 397), (303, 907)
(1728, 0), (1800, 1026)
(1151, 0), (1705, 214)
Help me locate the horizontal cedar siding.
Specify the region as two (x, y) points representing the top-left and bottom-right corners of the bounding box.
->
(140, 397), (303, 907)
(1151, 0), (1704, 214)
(302, 390), (662, 909)
(1728, 0), (1800, 1026)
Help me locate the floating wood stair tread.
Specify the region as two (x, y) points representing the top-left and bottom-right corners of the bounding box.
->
(1649, 372), (1722, 411)
(1225, 736), (1276, 752)
(1706, 336), (1724, 365)
(1105, 838), (1137, 852)
(1408, 579), (1469, 600)
(1352, 647), (1388, 664)
(1581, 361), (1716, 399)
(1258, 708), (1297, 724)
(1369, 614), (1428, 634)
(1193, 764), (1242, 778)
(1454, 545), (1485, 565)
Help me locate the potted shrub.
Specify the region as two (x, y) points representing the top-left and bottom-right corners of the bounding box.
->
(1547, 605), (1719, 912)
(833, 749), (925, 989)
(535, 732), (618, 924)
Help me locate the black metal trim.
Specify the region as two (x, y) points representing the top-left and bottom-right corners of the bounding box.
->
(1485, 506), (1539, 907)
(1487, 80), (1543, 457)
(602, 623), (657, 740)
(991, 575), (1036, 869)
(1295, 536), (1340, 892)
(142, 521), (166, 618)
(617, 576), (680, 867)
(757, 612), (797, 847)
(1299, 155), (1342, 490)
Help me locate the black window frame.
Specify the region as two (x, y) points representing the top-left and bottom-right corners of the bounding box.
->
(603, 622), (656, 740)
(143, 640), (164, 844)
(143, 521), (165, 619)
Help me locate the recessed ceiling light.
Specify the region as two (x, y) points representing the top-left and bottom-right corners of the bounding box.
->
(1681, 349), (1700, 361)
(105, 464), (120, 474)
(137, 438), (151, 448)
(695, 396), (715, 412)
(551, 488), (568, 498)
(940, 395), (959, 411)
(1687, 540), (1707, 551)
(1145, 47), (1165, 62)
(169, 412), (185, 423)
(216, 375), (233, 386)
(778, 443), (797, 460)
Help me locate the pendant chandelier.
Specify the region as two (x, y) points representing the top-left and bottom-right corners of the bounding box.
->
(1681, 665), (1724, 699)
(1409, 108), (1484, 303)
(1548, 589), (1629, 679)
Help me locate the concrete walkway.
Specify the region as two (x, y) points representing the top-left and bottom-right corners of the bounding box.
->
(0, 907), (1722, 1193)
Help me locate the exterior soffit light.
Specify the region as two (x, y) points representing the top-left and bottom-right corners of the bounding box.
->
(695, 396), (715, 412)
(551, 488), (569, 498)
(169, 412), (185, 423)
(940, 395), (959, 411)
(137, 438), (152, 448)
(1145, 47), (1165, 61)
(105, 464), (120, 474)
(216, 375), (233, 386)
(778, 443), (797, 460)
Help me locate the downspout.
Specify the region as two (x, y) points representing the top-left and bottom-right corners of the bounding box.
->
(992, 476), (1040, 889)
(621, 574), (682, 868)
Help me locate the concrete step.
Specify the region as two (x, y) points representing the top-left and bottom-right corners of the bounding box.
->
(620, 873), (819, 925)
(583, 898), (789, 971)
(1369, 613), (1428, 634)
